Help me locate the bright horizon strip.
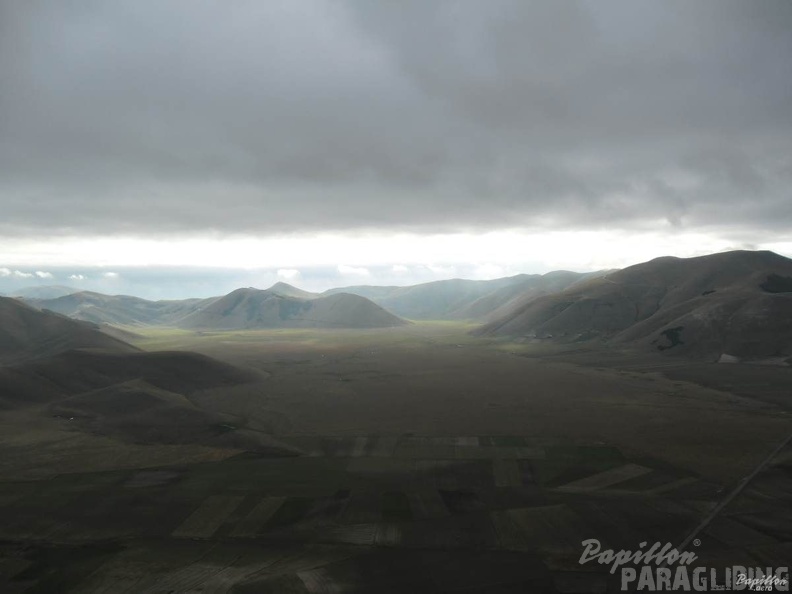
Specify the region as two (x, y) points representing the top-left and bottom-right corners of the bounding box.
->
(1, 230), (786, 275)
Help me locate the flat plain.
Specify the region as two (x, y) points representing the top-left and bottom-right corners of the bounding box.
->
(1, 322), (790, 592)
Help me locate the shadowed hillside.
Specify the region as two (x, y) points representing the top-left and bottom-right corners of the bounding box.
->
(325, 272), (599, 320)
(453, 271), (604, 321)
(476, 250), (792, 361)
(3, 349), (262, 398)
(0, 349), (298, 455)
(0, 296), (138, 364)
(48, 379), (299, 454)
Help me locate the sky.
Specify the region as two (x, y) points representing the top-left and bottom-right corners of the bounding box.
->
(1, 1), (791, 298)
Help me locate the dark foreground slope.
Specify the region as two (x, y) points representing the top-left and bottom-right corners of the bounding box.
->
(0, 349), (298, 455)
(0, 296), (138, 364)
(178, 287), (407, 329)
(476, 250), (792, 361)
(1, 349), (261, 402)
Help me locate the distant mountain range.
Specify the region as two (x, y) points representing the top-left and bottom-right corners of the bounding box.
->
(9, 249), (792, 362)
(324, 271), (604, 320)
(476, 250), (792, 362)
(25, 286), (406, 330)
(20, 270), (604, 328)
(27, 290), (209, 326)
(177, 287), (407, 330)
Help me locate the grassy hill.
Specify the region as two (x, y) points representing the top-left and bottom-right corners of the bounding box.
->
(325, 272), (599, 320)
(476, 250), (792, 361)
(27, 291), (209, 326)
(0, 348), (298, 455)
(178, 287), (407, 330)
(0, 296), (138, 364)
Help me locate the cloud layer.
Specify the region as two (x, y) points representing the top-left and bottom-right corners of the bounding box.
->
(1, 0), (790, 240)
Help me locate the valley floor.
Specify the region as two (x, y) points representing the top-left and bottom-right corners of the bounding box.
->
(1, 323), (790, 592)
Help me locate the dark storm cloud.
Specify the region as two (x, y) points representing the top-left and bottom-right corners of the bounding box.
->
(1, 0), (791, 237)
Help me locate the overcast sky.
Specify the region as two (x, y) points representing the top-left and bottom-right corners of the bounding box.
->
(2, 1), (791, 297)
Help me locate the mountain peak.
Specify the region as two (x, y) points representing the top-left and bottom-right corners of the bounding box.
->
(266, 282), (317, 300)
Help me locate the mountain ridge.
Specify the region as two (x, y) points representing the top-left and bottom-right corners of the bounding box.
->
(177, 287), (407, 330)
(475, 250), (792, 361)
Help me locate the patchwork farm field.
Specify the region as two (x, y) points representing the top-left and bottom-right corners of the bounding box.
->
(1, 323), (790, 592)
